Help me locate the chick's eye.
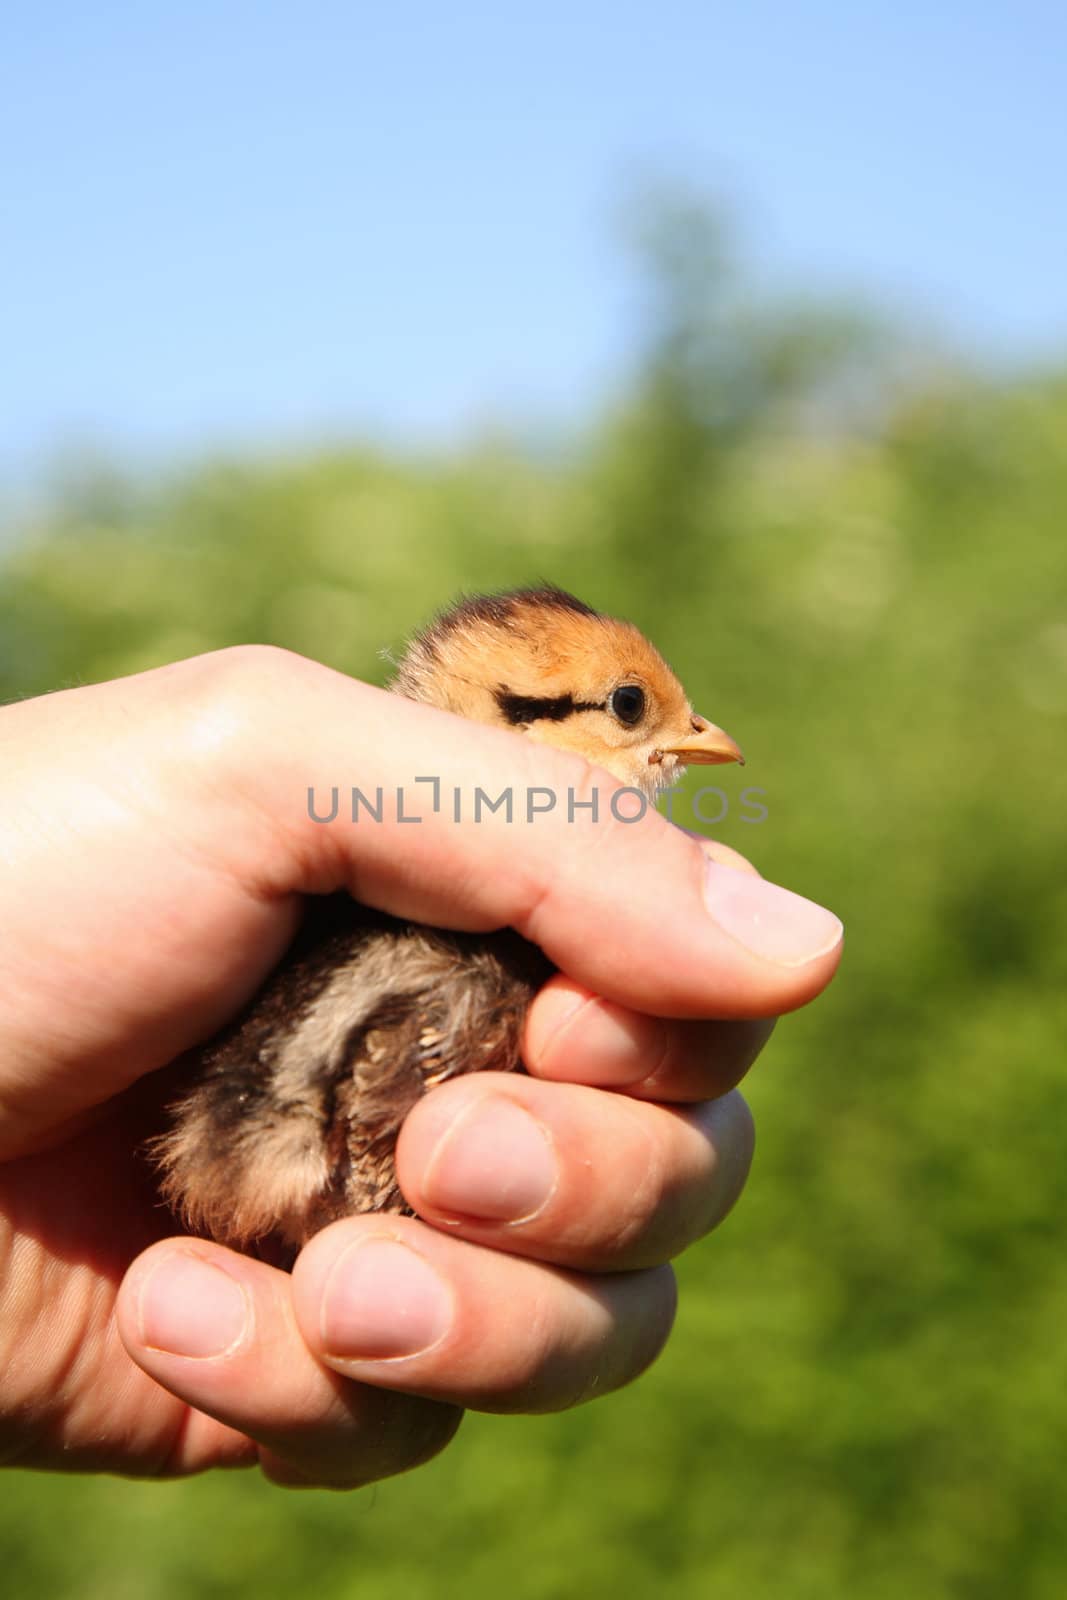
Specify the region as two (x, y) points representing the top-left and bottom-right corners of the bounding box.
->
(610, 684), (646, 725)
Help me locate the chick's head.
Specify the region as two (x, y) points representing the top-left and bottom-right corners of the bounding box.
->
(391, 585), (742, 798)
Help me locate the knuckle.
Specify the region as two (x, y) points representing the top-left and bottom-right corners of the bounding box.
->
(631, 1264), (678, 1376)
(593, 1091), (755, 1267)
(714, 1089), (757, 1207)
(467, 1287), (587, 1415)
(257, 1396), (462, 1490)
(500, 1291), (566, 1406)
(635, 1016), (769, 1100)
(154, 646), (336, 831)
(168, 643), (309, 748)
(682, 1089), (756, 1234)
(595, 1106), (675, 1260)
(568, 1265), (678, 1404)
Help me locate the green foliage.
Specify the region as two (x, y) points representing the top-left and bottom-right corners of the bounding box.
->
(0, 213), (1064, 1596)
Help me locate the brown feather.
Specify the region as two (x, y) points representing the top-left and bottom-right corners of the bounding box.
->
(151, 896), (550, 1252)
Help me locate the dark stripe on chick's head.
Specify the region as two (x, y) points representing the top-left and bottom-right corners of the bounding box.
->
(493, 687), (606, 726)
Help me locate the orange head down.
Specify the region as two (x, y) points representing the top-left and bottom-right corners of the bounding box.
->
(391, 585), (743, 799)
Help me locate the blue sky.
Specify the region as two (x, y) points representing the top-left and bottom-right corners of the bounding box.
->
(3, 2), (1065, 475)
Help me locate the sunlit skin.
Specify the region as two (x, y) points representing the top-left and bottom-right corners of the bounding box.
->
(0, 643), (841, 1486)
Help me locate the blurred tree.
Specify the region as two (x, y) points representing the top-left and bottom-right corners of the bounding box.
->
(591, 182), (891, 622)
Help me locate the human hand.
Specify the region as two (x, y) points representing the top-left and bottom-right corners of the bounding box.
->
(0, 647), (841, 1484)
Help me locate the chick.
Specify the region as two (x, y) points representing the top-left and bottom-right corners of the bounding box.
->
(152, 586), (742, 1255)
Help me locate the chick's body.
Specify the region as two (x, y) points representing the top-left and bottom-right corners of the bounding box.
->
(153, 587), (741, 1254)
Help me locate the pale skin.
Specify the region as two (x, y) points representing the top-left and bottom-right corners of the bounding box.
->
(0, 646), (842, 1487)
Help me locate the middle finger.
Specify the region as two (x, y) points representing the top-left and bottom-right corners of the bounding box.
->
(524, 975), (776, 1102)
(396, 1072), (754, 1272)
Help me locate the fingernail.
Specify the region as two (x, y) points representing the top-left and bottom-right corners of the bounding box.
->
(137, 1251), (250, 1359)
(530, 988), (667, 1087)
(321, 1238), (453, 1360)
(704, 861), (843, 966)
(526, 984), (589, 1064)
(421, 1097), (559, 1221)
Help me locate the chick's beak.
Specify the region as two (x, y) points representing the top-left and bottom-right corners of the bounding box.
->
(657, 714), (745, 767)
